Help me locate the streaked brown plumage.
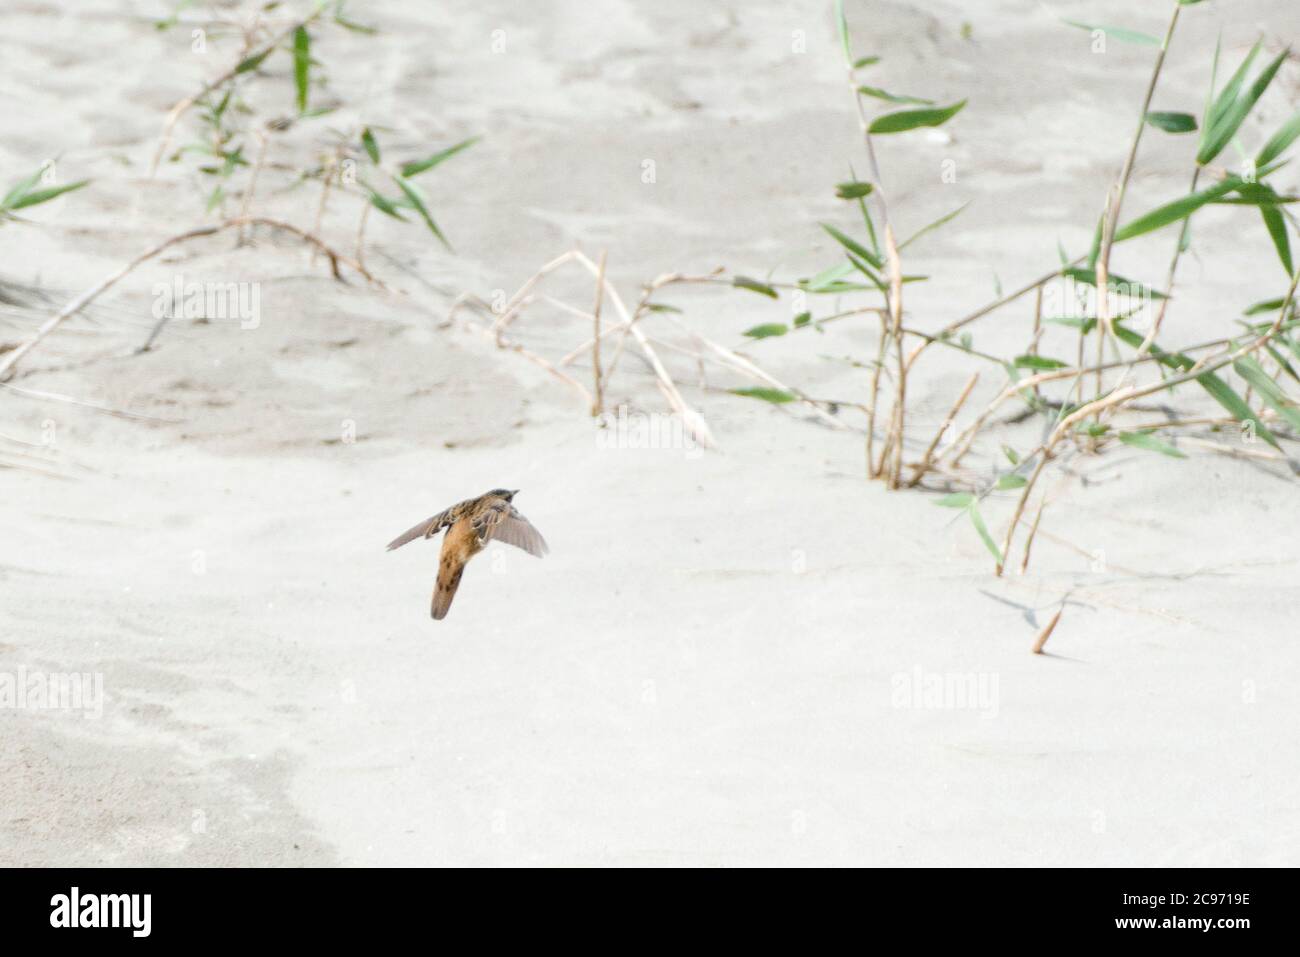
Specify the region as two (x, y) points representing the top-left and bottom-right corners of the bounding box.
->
(386, 488), (548, 620)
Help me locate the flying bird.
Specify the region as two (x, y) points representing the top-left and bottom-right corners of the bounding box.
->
(386, 488), (548, 620)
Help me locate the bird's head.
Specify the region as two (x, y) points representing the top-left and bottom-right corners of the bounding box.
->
(489, 488), (519, 501)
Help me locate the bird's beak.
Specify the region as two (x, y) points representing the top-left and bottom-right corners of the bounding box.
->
(512, 489), (521, 497)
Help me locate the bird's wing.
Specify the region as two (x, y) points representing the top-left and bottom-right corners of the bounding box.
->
(486, 505), (549, 557)
(470, 500), (510, 545)
(386, 506), (456, 551)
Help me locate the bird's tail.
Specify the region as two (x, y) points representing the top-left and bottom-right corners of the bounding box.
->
(431, 561), (465, 620)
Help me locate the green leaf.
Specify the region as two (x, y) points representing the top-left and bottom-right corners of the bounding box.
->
(802, 261), (858, 292)
(1046, 316), (1098, 334)
(857, 86), (933, 106)
(1264, 342), (1300, 384)
(399, 137), (479, 178)
(333, 3), (378, 34)
(853, 55), (881, 68)
(869, 100), (967, 135)
(1062, 267), (1169, 300)
(292, 26), (311, 114)
(835, 181), (874, 199)
(855, 185), (881, 257)
(1198, 46), (1289, 166)
(216, 146), (246, 178)
(1113, 177), (1240, 243)
(1216, 184), (1299, 206)
(1111, 322), (1279, 447)
(393, 175), (450, 249)
(1063, 20), (1159, 46)
(805, 282), (868, 295)
(967, 503), (1002, 564)
(1014, 354), (1068, 370)
(821, 222), (882, 269)
(733, 276), (778, 298)
(645, 303), (682, 314)
(1198, 371), (1278, 447)
(834, 0), (851, 64)
(4, 178), (89, 211)
(1118, 430), (1187, 458)
(1145, 111), (1197, 134)
(1258, 111), (1300, 167)
(793, 311), (812, 327)
(210, 89), (232, 123)
(1244, 297), (1288, 316)
(845, 253), (888, 294)
(1203, 34), (1223, 130)
(366, 188), (407, 221)
(730, 387), (795, 404)
(1002, 445), (1020, 465)
(1260, 203), (1294, 276)
(1234, 355), (1300, 432)
(1203, 40), (1260, 143)
(742, 323), (788, 339)
(361, 127), (380, 164)
(235, 47), (274, 74)
(299, 105), (338, 120)
(935, 492), (974, 508)
(995, 474), (1027, 490)
(1109, 323), (1153, 355)
(2, 168), (46, 208)
(898, 201), (971, 251)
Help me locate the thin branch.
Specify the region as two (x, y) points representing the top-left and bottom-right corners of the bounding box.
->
(0, 217), (383, 381)
(572, 252), (717, 448)
(591, 250), (607, 416)
(909, 371), (979, 486)
(0, 381), (180, 422)
(237, 131), (270, 245)
(1032, 606), (1064, 654)
(905, 257), (1085, 372)
(355, 199), (372, 271)
(1019, 496), (1046, 575)
(462, 320), (592, 407)
(308, 150), (339, 266)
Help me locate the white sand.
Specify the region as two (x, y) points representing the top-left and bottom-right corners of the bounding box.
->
(2, 0), (1298, 866)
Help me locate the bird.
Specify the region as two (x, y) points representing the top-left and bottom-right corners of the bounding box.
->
(386, 489), (548, 620)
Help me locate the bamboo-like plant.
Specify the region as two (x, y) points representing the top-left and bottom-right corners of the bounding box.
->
(0, 167), (88, 226)
(729, 0), (1300, 573)
(154, 0), (476, 259)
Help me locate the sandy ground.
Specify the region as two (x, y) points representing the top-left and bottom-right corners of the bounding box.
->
(2, 0), (1299, 866)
